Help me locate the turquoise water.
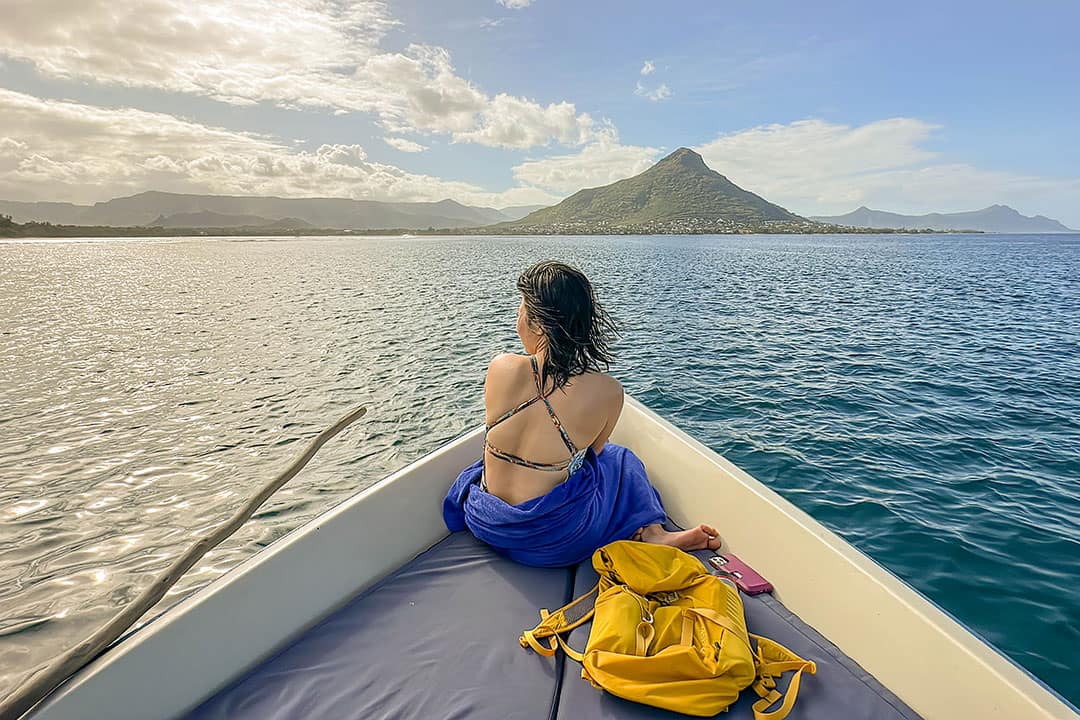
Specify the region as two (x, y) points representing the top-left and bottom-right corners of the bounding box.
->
(1, 233), (1078, 704)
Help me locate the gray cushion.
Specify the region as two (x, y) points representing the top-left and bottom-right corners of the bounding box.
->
(186, 532), (573, 720)
(186, 533), (922, 720)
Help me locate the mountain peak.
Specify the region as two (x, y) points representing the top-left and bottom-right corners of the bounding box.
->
(656, 147), (708, 171)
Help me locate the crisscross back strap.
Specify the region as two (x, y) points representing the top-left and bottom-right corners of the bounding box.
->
(483, 355), (582, 473)
(486, 393), (544, 430)
(530, 355), (578, 455)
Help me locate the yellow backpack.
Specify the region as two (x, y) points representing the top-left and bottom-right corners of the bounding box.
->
(520, 541), (815, 719)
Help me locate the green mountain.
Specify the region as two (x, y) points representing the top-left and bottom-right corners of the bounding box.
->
(508, 148), (803, 231)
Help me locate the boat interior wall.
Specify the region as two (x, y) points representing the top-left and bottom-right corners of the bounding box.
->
(27, 431), (479, 720)
(612, 398), (1076, 720)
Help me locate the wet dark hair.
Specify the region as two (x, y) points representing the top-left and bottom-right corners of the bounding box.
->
(517, 260), (618, 390)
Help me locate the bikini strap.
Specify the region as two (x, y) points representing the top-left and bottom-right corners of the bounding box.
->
(484, 439), (572, 472)
(530, 355), (579, 455)
(486, 394), (543, 430)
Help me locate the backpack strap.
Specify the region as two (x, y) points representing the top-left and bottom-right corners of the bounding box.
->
(681, 607), (751, 648)
(680, 609), (815, 720)
(519, 582), (600, 663)
(748, 634), (817, 720)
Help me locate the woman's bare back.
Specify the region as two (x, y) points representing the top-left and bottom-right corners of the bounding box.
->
(482, 352), (622, 505)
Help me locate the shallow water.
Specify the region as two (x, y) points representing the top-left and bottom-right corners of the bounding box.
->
(2, 233), (1078, 704)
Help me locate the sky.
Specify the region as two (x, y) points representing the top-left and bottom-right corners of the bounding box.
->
(1, 0), (1078, 226)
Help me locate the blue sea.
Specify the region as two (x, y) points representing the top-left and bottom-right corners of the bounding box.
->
(1, 233), (1078, 704)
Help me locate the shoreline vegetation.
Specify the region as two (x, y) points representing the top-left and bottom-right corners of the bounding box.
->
(0, 214), (970, 239)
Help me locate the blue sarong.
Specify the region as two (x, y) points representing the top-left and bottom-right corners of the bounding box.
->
(442, 443), (667, 567)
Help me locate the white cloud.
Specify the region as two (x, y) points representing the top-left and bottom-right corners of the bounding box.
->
(479, 17), (506, 30)
(0, 0), (593, 149)
(497, 0), (533, 8)
(635, 60), (669, 101)
(0, 88), (557, 207)
(697, 118), (939, 185)
(356, 46), (602, 148)
(384, 137), (428, 153)
(695, 118), (1080, 226)
(453, 93), (598, 148)
(634, 82), (672, 102)
(0, 0), (391, 104)
(0, 137), (28, 152)
(512, 132), (661, 194)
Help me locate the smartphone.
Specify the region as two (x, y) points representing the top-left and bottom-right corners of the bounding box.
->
(707, 553), (773, 595)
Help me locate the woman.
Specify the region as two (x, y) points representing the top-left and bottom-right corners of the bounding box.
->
(443, 261), (720, 567)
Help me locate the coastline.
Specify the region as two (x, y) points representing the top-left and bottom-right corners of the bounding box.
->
(0, 222), (984, 239)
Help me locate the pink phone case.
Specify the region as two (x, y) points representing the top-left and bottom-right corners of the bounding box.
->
(708, 553), (773, 595)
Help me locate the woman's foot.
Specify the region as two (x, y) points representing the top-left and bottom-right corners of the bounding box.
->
(637, 523), (721, 551)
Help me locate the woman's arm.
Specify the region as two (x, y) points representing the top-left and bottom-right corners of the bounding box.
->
(590, 378), (624, 454)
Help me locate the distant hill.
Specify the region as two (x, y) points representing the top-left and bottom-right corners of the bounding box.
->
(811, 205), (1075, 233)
(262, 217), (316, 230)
(498, 204), (549, 221)
(0, 200), (87, 226)
(505, 148), (805, 232)
(0, 192), (525, 230)
(150, 211), (295, 227)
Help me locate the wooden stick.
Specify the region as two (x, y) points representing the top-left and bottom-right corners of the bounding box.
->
(0, 405), (368, 720)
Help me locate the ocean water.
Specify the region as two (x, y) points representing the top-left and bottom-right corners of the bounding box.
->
(1, 233), (1078, 705)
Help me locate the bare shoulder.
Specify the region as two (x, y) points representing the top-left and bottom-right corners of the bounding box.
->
(602, 374), (624, 411)
(583, 369), (620, 390)
(487, 352), (532, 372)
(485, 353), (532, 388)
(576, 371), (622, 408)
